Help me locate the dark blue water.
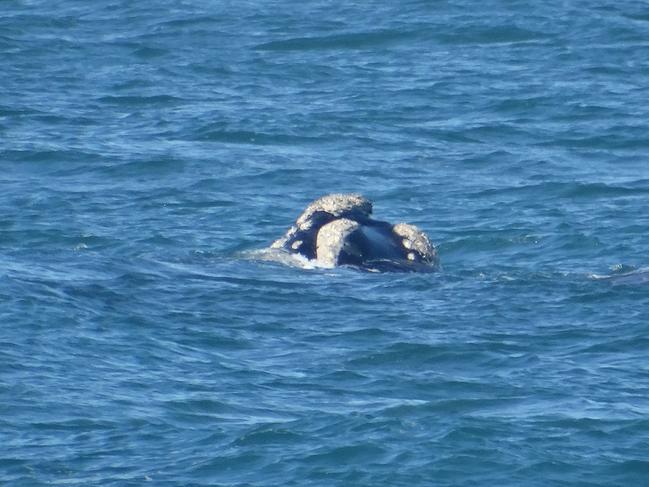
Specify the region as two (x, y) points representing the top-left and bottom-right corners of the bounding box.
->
(3, 1), (649, 485)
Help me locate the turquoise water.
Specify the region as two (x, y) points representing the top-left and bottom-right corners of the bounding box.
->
(2, 1), (649, 485)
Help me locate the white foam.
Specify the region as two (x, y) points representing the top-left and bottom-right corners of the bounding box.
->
(242, 248), (324, 270)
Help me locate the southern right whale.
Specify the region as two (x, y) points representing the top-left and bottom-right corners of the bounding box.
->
(271, 193), (439, 272)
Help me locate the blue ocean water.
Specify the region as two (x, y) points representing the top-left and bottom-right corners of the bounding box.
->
(2, 0), (649, 485)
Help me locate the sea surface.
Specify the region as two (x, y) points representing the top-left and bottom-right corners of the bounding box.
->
(2, 1), (649, 485)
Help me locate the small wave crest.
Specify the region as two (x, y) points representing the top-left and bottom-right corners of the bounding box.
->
(241, 248), (322, 270)
(590, 266), (649, 285)
(242, 248), (438, 274)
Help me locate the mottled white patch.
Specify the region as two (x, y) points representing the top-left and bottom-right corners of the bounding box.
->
(296, 194), (372, 230)
(316, 218), (360, 268)
(393, 222), (438, 266)
(291, 240), (303, 250)
(270, 225), (297, 249)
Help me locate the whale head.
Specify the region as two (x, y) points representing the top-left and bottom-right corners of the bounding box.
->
(271, 194), (439, 272)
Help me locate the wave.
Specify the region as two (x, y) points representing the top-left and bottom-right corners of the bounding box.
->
(590, 267), (649, 286)
(472, 181), (649, 200)
(255, 29), (418, 51)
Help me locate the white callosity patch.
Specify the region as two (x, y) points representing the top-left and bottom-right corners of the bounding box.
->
(393, 223), (438, 265)
(271, 194), (372, 250)
(296, 193), (372, 230)
(315, 218), (360, 268)
(270, 225), (297, 249)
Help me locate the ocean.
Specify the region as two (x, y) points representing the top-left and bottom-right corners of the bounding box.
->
(2, 0), (649, 485)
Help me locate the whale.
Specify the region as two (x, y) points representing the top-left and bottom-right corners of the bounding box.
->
(271, 193), (439, 272)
